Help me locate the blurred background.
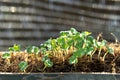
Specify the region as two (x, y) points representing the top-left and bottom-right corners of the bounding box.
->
(0, 0), (120, 50)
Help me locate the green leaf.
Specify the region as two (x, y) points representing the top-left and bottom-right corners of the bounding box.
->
(45, 39), (52, 50)
(51, 39), (57, 50)
(18, 61), (28, 71)
(107, 47), (114, 54)
(70, 28), (78, 35)
(42, 56), (48, 61)
(75, 41), (83, 49)
(87, 36), (94, 43)
(25, 46), (39, 54)
(73, 49), (85, 57)
(33, 46), (39, 54)
(9, 44), (20, 52)
(44, 59), (53, 67)
(85, 47), (94, 55)
(67, 38), (74, 46)
(101, 40), (107, 46)
(60, 31), (70, 37)
(2, 52), (11, 59)
(69, 55), (78, 64)
(82, 31), (91, 36)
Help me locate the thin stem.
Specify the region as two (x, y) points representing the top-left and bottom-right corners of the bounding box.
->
(111, 33), (119, 45)
(98, 47), (102, 60)
(102, 51), (108, 61)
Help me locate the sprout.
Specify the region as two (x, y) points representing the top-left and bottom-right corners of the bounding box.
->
(2, 52), (11, 59)
(25, 46), (39, 54)
(42, 56), (53, 70)
(9, 44), (20, 52)
(18, 61), (28, 72)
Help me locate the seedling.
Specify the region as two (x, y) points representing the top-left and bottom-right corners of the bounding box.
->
(2, 52), (11, 59)
(18, 61), (28, 72)
(25, 46), (40, 54)
(0, 28), (115, 72)
(9, 44), (21, 52)
(42, 56), (53, 70)
(102, 47), (114, 61)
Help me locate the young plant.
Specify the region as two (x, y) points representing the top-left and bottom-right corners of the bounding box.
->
(102, 46), (114, 61)
(42, 56), (53, 70)
(9, 44), (21, 52)
(18, 61), (28, 72)
(40, 42), (53, 70)
(97, 40), (107, 60)
(2, 52), (11, 59)
(25, 46), (39, 54)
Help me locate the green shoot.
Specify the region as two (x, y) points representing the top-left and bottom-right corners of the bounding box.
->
(2, 52), (11, 59)
(9, 44), (20, 52)
(25, 46), (39, 54)
(18, 61), (28, 72)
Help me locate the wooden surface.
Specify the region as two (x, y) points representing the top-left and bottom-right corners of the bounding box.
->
(0, 0), (120, 50)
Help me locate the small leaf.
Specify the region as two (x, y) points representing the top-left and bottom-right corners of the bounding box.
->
(75, 42), (83, 49)
(25, 46), (39, 54)
(101, 40), (107, 46)
(86, 47), (94, 55)
(18, 61), (28, 71)
(25, 46), (33, 54)
(33, 46), (39, 54)
(67, 38), (74, 46)
(42, 56), (48, 62)
(107, 47), (114, 54)
(87, 36), (94, 43)
(2, 52), (11, 59)
(82, 31), (91, 36)
(9, 47), (14, 51)
(73, 49), (85, 58)
(69, 55), (78, 64)
(13, 44), (20, 51)
(70, 28), (78, 35)
(60, 31), (70, 37)
(9, 44), (20, 52)
(44, 59), (53, 67)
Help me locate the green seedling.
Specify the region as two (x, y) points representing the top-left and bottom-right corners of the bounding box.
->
(2, 52), (11, 65)
(9, 44), (21, 52)
(97, 40), (107, 60)
(2, 52), (11, 59)
(18, 61), (28, 72)
(102, 47), (114, 61)
(25, 46), (39, 54)
(42, 56), (53, 70)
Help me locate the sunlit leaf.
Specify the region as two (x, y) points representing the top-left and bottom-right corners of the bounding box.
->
(107, 47), (114, 54)
(60, 31), (70, 37)
(82, 31), (91, 36)
(69, 55), (78, 64)
(101, 40), (107, 46)
(2, 52), (11, 59)
(44, 59), (53, 67)
(25, 46), (39, 54)
(9, 44), (20, 52)
(70, 28), (78, 35)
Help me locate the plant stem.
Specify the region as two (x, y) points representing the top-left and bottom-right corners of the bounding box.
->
(102, 51), (108, 61)
(98, 47), (102, 60)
